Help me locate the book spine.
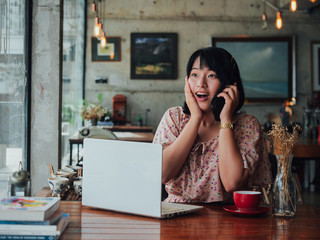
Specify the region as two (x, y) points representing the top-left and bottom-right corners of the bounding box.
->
(0, 235), (57, 240)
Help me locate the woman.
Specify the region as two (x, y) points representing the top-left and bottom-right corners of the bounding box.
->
(153, 47), (272, 203)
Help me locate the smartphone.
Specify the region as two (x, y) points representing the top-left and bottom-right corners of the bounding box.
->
(211, 96), (225, 122)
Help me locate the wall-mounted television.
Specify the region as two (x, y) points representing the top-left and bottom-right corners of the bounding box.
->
(212, 36), (295, 102)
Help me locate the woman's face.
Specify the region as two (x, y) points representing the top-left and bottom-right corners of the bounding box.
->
(188, 57), (222, 112)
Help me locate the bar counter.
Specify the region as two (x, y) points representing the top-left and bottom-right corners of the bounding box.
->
(59, 201), (320, 239)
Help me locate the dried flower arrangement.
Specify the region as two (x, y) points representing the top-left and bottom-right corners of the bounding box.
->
(267, 124), (301, 216)
(80, 93), (107, 122)
(268, 124), (301, 155)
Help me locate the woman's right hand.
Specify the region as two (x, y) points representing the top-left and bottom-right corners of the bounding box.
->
(184, 77), (202, 120)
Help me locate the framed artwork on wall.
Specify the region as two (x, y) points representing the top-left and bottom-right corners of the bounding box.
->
(212, 36), (295, 102)
(312, 41), (320, 92)
(130, 33), (178, 79)
(91, 36), (121, 62)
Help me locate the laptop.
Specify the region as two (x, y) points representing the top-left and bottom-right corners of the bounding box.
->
(82, 138), (203, 218)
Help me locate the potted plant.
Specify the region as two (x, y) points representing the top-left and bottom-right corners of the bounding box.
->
(80, 93), (107, 126)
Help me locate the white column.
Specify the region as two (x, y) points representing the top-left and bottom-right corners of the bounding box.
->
(31, 0), (61, 195)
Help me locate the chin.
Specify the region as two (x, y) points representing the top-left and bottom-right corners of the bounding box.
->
(199, 105), (211, 113)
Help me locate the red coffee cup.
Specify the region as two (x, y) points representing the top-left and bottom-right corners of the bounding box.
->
(233, 190), (261, 211)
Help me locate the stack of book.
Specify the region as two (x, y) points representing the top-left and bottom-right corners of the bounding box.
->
(0, 197), (69, 240)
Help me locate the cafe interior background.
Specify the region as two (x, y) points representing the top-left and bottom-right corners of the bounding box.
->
(0, 0), (320, 199)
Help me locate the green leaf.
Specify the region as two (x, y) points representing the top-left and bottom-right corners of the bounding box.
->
(97, 93), (103, 103)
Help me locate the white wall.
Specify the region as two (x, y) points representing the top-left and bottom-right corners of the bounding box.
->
(85, 0), (320, 130)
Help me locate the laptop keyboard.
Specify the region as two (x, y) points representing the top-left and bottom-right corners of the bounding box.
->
(161, 203), (185, 214)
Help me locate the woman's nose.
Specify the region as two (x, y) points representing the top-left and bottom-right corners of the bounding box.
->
(197, 75), (207, 87)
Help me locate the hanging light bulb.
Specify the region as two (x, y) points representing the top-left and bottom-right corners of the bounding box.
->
(275, 11), (283, 30)
(261, 11), (268, 29)
(290, 0), (297, 12)
(100, 31), (107, 48)
(91, 2), (96, 12)
(93, 17), (101, 37)
(310, 0), (316, 3)
(262, 12), (267, 21)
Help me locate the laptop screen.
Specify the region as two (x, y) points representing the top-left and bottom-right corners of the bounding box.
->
(82, 139), (163, 217)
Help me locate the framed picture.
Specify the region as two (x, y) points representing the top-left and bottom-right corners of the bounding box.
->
(131, 33), (178, 79)
(212, 36), (295, 102)
(312, 41), (320, 92)
(91, 37), (121, 62)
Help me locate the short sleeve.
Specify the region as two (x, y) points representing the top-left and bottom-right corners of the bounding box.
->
(235, 115), (272, 188)
(153, 107), (189, 149)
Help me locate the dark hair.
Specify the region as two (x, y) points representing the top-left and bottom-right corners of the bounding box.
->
(183, 47), (245, 121)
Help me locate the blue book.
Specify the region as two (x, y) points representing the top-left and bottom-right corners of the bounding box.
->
(0, 235), (58, 239)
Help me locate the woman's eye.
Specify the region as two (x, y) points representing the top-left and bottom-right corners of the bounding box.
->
(191, 73), (198, 77)
(208, 73), (218, 79)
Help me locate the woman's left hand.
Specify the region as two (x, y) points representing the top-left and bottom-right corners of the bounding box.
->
(217, 83), (239, 123)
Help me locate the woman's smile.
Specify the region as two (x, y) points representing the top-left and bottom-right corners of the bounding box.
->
(195, 92), (209, 101)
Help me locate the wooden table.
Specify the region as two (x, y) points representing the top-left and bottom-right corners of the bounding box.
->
(292, 138), (320, 191)
(293, 138), (320, 159)
(59, 201), (320, 240)
(104, 125), (153, 133)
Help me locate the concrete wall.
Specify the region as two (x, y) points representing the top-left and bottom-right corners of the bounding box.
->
(31, 0), (61, 195)
(85, 0), (320, 130)
(30, 0), (320, 194)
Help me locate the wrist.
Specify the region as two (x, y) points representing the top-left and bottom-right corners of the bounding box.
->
(220, 122), (234, 129)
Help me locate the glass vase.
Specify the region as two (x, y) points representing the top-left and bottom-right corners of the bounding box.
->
(272, 154), (296, 217)
(91, 118), (98, 126)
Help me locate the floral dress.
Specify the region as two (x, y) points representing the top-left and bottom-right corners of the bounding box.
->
(153, 106), (272, 203)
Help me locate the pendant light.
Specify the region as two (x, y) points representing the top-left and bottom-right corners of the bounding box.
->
(261, 1), (268, 29)
(99, 0), (107, 48)
(100, 31), (107, 48)
(275, 11), (283, 30)
(290, 0), (297, 12)
(92, 1), (101, 38)
(93, 17), (101, 38)
(262, 0), (316, 30)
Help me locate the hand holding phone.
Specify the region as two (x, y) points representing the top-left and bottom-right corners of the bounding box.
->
(215, 84), (239, 122)
(211, 97), (225, 122)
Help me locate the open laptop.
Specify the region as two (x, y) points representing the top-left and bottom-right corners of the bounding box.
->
(82, 138), (203, 218)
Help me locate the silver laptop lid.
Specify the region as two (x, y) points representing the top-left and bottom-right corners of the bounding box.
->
(82, 138), (163, 218)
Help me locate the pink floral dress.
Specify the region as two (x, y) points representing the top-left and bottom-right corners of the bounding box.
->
(153, 106), (272, 203)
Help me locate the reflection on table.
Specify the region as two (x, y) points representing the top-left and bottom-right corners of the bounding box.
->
(59, 201), (320, 240)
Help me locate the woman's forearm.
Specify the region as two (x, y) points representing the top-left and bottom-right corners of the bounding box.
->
(218, 128), (248, 192)
(162, 116), (201, 183)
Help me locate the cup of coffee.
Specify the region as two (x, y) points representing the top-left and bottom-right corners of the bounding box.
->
(233, 190), (261, 211)
(48, 177), (69, 197)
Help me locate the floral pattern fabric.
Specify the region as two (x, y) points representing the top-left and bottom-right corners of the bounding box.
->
(153, 106), (272, 203)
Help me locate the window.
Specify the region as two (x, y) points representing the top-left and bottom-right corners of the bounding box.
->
(0, 0), (31, 198)
(61, 0), (86, 167)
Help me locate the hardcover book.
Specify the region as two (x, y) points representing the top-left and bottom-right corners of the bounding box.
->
(0, 213), (69, 239)
(0, 210), (64, 225)
(0, 197), (60, 221)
